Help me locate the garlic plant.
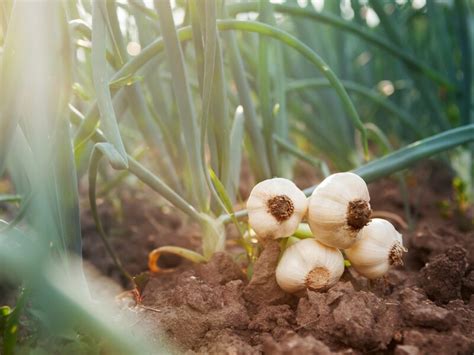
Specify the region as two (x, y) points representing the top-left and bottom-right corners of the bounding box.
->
(276, 238), (345, 294)
(308, 172), (372, 249)
(345, 218), (406, 279)
(247, 178), (308, 241)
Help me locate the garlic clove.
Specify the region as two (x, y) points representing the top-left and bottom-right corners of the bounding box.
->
(308, 172), (371, 249)
(276, 238), (345, 294)
(247, 178), (308, 240)
(344, 218), (406, 279)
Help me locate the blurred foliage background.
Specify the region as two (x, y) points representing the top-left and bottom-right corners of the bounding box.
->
(0, 0), (472, 353)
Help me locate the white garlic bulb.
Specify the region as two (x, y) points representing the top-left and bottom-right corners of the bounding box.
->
(308, 172), (371, 249)
(247, 178), (308, 240)
(344, 218), (406, 279)
(276, 238), (345, 294)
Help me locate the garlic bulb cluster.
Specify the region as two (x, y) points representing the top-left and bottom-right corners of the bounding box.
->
(308, 172), (371, 249)
(345, 218), (406, 279)
(246, 173), (406, 295)
(247, 178), (308, 240)
(276, 238), (344, 294)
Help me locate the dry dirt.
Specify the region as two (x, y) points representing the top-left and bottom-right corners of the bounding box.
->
(2, 161), (473, 354)
(79, 161), (474, 354)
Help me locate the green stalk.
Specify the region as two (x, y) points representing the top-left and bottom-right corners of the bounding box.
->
(155, 0), (208, 211)
(311, 124), (474, 193)
(131, 0), (186, 185)
(216, 20), (369, 156)
(286, 78), (423, 137)
(104, 0), (181, 191)
(454, 0), (472, 125)
(3, 287), (30, 355)
(227, 2), (455, 91)
(91, 1), (128, 169)
(274, 43), (290, 178)
(69, 106), (203, 223)
(77, 20), (368, 172)
(273, 135), (330, 177)
(364, 122), (413, 227)
(369, 0), (448, 131)
(88, 144), (133, 284)
(196, 0), (222, 214)
(0, 194), (21, 203)
(221, 17), (271, 181)
(258, 0), (279, 176)
(0, 1), (11, 35)
(207, 1), (231, 194)
(222, 124), (474, 223)
(189, 0), (205, 93)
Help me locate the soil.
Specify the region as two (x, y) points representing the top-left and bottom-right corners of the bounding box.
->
(3, 160), (474, 354)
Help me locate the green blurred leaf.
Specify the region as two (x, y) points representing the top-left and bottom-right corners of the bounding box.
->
(0, 195), (21, 204)
(155, 0), (208, 210)
(3, 288), (29, 355)
(228, 107), (245, 200)
(88, 143), (132, 284)
(91, 1), (128, 169)
(209, 169), (234, 216)
(109, 75), (144, 89)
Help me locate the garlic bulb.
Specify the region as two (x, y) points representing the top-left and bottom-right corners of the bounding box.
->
(308, 172), (371, 249)
(276, 238), (344, 294)
(344, 218), (406, 279)
(247, 178), (308, 240)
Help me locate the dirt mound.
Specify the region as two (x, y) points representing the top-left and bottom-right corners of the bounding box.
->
(80, 162), (474, 353)
(134, 244), (474, 354)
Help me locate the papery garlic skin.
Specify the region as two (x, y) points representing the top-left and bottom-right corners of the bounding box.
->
(308, 172), (371, 249)
(247, 178), (308, 240)
(276, 238), (345, 294)
(345, 218), (406, 279)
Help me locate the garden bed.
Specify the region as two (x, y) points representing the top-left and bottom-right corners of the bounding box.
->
(81, 161), (474, 354)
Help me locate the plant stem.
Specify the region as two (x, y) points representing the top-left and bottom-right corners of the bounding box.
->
(221, 124), (474, 223)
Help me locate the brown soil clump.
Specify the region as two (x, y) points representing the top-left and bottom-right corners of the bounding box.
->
(419, 246), (468, 304)
(242, 240), (294, 307)
(78, 161), (474, 354)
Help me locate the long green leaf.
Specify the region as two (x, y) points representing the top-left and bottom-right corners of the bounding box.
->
(286, 78), (423, 137)
(70, 107), (203, 223)
(88, 143), (133, 283)
(221, 6), (271, 181)
(206, 1), (231, 193)
(3, 288), (30, 355)
(228, 107), (245, 202)
(155, 0), (208, 210)
(0, 194), (21, 203)
(91, 1), (128, 169)
(104, 0), (181, 191)
(99, 20), (368, 156)
(273, 135), (330, 177)
(227, 2), (455, 91)
(216, 20), (369, 155)
(258, 0), (279, 176)
(0, 226), (160, 354)
(455, 0), (472, 125)
(309, 124), (474, 193)
(369, 0), (448, 131)
(224, 124), (474, 223)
